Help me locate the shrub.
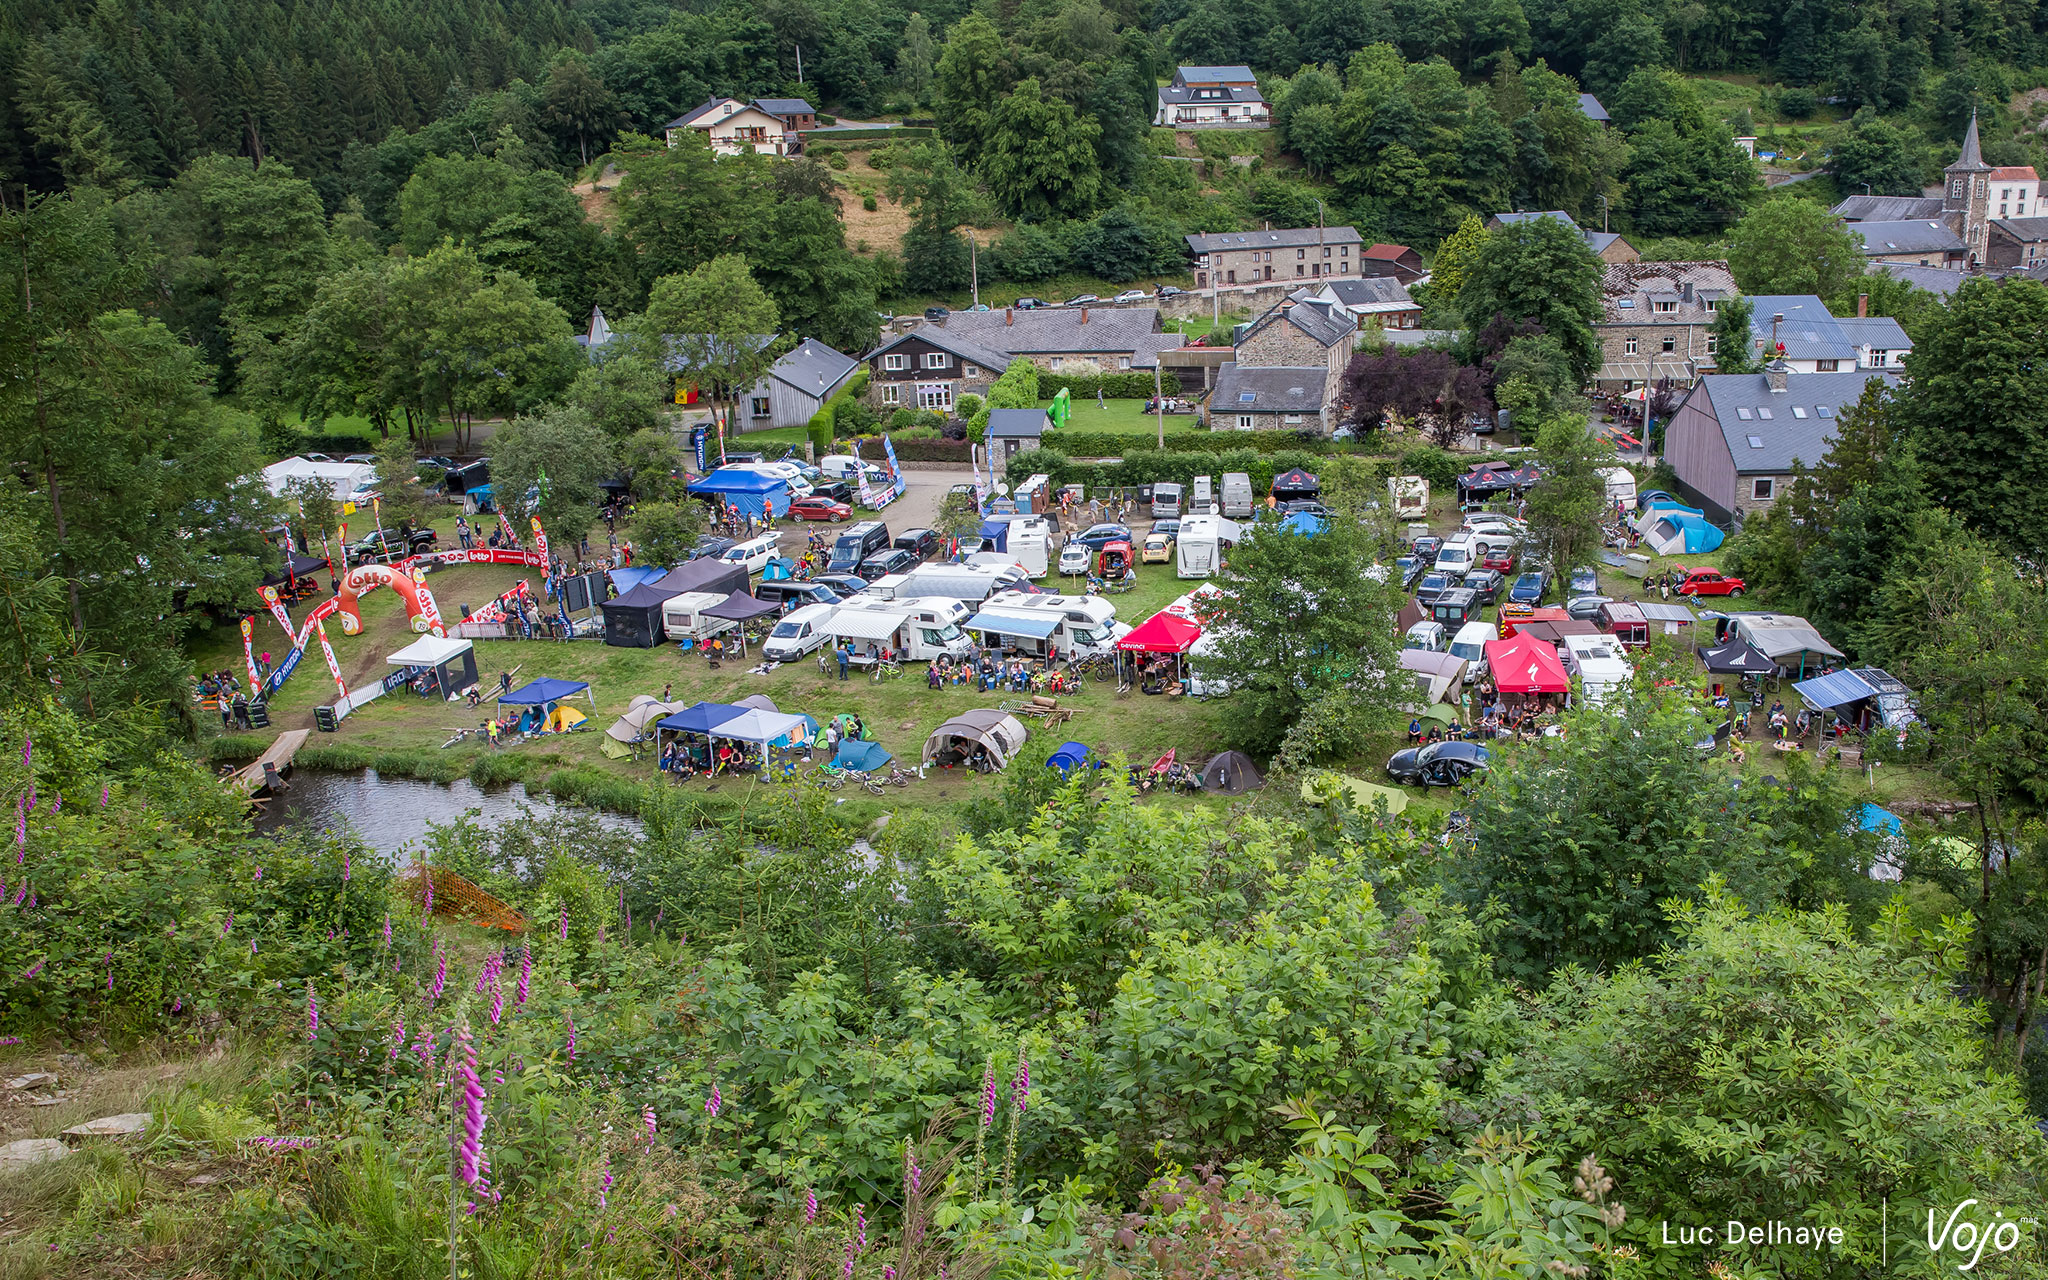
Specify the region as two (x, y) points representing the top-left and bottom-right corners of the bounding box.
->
(890, 407), (920, 431)
(828, 153), (849, 171)
(1777, 86), (1818, 119)
(956, 393), (984, 418)
(862, 194), (878, 211)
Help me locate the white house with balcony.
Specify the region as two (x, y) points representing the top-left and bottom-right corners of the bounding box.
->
(1154, 66), (1270, 128)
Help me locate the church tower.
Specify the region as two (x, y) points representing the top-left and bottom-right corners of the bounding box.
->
(1943, 111), (1993, 266)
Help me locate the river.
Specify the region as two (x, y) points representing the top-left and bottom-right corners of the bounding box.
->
(253, 768), (643, 856)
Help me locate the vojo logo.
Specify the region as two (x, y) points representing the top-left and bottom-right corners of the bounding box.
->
(1926, 1201), (2031, 1272)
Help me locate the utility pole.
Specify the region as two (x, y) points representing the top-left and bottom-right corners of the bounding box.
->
(970, 235), (979, 309)
(1155, 361), (1165, 447)
(1315, 199), (1326, 281)
(795, 44), (804, 83)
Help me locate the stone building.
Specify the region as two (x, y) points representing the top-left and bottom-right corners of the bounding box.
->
(1185, 226), (1366, 297)
(1210, 292), (1357, 433)
(1833, 113), (2043, 271)
(1593, 260), (1736, 390)
(860, 307), (1180, 412)
(1664, 362), (1900, 522)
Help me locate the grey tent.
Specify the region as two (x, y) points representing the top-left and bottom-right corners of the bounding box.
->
(735, 693), (780, 713)
(1696, 637), (1781, 676)
(655, 559), (750, 599)
(923, 709), (1028, 770)
(704, 590), (779, 623)
(1200, 750), (1264, 794)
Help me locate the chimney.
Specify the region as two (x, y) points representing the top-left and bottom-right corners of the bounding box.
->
(1856, 293), (1869, 317)
(1765, 359), (1790, 393)
(1005, 307), (1014, 325)
(1080, 307), (1089, 324)
(1681, 282), (1695, 304)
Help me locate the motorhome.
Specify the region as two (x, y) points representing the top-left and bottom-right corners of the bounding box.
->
(762, 604), (838, 662)
(660, 592), (736, 642)
(1388, 475), (1429, 519)
(1220, 472), (1254, 519)
(839, 595), (972, 631)
(1175, 515), (1241, 578)
(974, 592), (1130, 658)
(827, 521), (891, 574)
(895, 563), (1031, 604)
(1189, 475), (1217, 515)
(1562, 633), (1633, 705)
(827, 603), (973, 661)
(973, 515), (1052, 578)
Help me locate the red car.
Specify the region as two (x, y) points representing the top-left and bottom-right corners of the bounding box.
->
(1480, 546), (1515, 573)
(1676, 568), (1745, 597)
(788, 496), (852, 523)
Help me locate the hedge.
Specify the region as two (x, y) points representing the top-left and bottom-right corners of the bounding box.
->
(1004, 446), (1380, 496)
(809, 127), (933, 146)
(807, 369), (873, 455)
(843, 433), (973, 462)
(1043, 428), (1388, 458)
(1041, 371), (1182, 399)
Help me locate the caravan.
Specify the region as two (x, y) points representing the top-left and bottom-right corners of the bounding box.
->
(1388, 475), (1429, 519)
(973, 515), (1053, 578)
(974, 592), (1130, 658)
(1176, 515), (1241, 578)
(660, 592), (737, 642)
(1189, 475), (1217, 515)
(896, 563), (1032, 604)
(1562, 633), (1633, 706)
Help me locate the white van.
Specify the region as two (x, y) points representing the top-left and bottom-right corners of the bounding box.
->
(979, 591), (1130, 658)
(1388, 475), (1429, 518)
(1448, 621), (1497, 677)
(661, 591), (736, 641)
(1433, 533), (1478, 576)
(763, 604), (837, 661)
(718, 533), (781, 575)
(1563, 633), (1633, 705)
(1189, 475), (1217, 515)
(819, 454), (888, 485)
(1403, 620), (1448, 652)
(1176, 515), (1240, 578)
(1220, 472), (1254, 519)
(1151, 482), (1184, 518)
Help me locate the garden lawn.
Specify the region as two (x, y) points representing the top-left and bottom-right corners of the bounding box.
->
(1039, 397), (1195, 437)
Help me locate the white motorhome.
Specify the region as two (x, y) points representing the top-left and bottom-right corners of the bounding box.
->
(973, 591), (1130, 658)
(1189, 475), (1217, 515)
(828, 604), (974, 661)
(974, 514), (1052, 577)
(840, 595), (972, 631)
(1220, 472), (1254, 519)
(660, 591), (737, 641)
(1562, 633), (1633, 705)
(762, 604), (837, 662)
(897, 563), (1031, 603)
(1176, 515), (1241, 578)
(1388, 475), (1429, 519)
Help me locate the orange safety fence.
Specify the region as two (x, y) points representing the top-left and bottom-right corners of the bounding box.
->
(400, 863), (529, 932)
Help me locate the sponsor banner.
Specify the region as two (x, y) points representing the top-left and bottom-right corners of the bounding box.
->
(239, 617), (260, 696)
(314, 619), (347, 699)
(257, 586), (296, 639)
(262, 644), (305, 696)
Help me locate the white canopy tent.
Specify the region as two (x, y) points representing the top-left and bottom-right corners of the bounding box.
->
(262, 456), (376, 500)
(707, 708), (811, 745)
(386, 636), (474, 667)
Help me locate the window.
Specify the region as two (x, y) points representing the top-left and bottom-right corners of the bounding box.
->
(1236, 415), (1255, 430)
(1049, 358), (1063, 372)
(1706, 335), (1719, 353)
(1755, 407), (1772, 420)
(1283, 414), (1304, 424)
(1868, 349), (1887, 365)
(883, 354), (907, 371)
(1661, 335), (1675, 353)
(750, 396), (771, 417)
(1736, 406), (1752, 420)
(918, 384), (953, 410)
(1746, 435), (1764, 449)
(1704, 297), (1719, 311)
(1341, 244), (1349, 255)
(1197, 272), (1208, 288)
(923, 352), (950, 369)
(881, 384), (900, 404)
(1816, 404), (1833, 419)
(1322, 247), (1331, 257)
(1119, 357), (1132, 369)
(1617, 299), (1635, 309)
(1815, 358), (1839, 371)
(1653, 300), (1677, 313)
(1297, 248), (1306, 259)
(1296, 264), (1305, 276)
(1227, 270), (1237, 284)
(1752, 478), (1775, 500)
(1952, 180), (1964, 198)
(1791, 406), (1807, 418)
(963, 364), (981, 378)
(1238, 392), (1257, 403)
(1624, 337), (1639, 355)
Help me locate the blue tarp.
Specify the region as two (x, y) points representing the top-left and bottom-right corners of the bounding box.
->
(1046, 741), (1096, 776)
(833, 738), (893, 771)
(1857, 803), (1903, 836)
(967, 610), (1060, 638)
(498, 678), (591, 705)
(687, 468), (791, 519)
(1278, 512), (1327, 537)
(609, 565), (667, 593)
(1793, 669), (1879, 709)
(656, 701), (748, 735)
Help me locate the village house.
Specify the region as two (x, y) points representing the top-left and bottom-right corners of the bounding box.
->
(861, 327), (1009, 413)
(1664, 362), (1901, 522)
(736, 338), (860, 431)
(985, 409), (1049, 461)
(1154, 66), (1270, 128)
(1357, 243), (1426, 284)
(663, 96), (817, 156)
(1987, 217), (2048, 270)
(1593, 260), (1736, 390)
(860, 307), (1180, 413)
(1209, 291), (1357, 433)
(1310, 277), (1422, 330)
(1833, 113), (2042, 271)
(1184, 225), (1366, 296)
(1742, 295), (1911, 373)
(1487, 211), (1640, 264)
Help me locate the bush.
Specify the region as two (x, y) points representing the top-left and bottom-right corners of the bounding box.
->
(969, 359), (1041, 434)
(1777, 86), (1818, 119)
(862, 194), (878, 211)
(1005, 444), (1339, 494)
(956, 393), (984, 418)
(890, 407), (920, 431)
(1396, 444), (1462, 490)
(828, 153), (849, 171)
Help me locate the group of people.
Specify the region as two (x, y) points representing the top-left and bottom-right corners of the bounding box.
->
(199, 670), (257, 730)
(658, 736), (759, 778)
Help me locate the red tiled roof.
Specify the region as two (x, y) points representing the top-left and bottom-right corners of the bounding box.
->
(1990, 166), (2040, 182)
(1363, 243), (1415, 260)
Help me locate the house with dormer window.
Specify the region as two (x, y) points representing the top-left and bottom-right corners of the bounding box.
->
(1154, 66), (1270, 128)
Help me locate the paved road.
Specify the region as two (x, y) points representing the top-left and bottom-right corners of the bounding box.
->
(768, 469), (966, 559)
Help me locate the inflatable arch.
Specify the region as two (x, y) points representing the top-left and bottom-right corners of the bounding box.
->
(332, 563), (447, 637)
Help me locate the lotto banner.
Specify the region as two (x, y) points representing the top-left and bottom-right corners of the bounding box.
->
(400, 547), (546, 571)
(314, 618), (348, 700)
(239, 617), (260, 696)
(467, 581), (531, 625)
(530, 518), (554, 581)
(257, 585), (296, 639)
(497, 509), (521, 547)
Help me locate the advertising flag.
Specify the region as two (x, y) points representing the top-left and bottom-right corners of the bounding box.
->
(314, 618), (348, 700)
(257, 585), (297, 639)
(239, 617), (261, 696)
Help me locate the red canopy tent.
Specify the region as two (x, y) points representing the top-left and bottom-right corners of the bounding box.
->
(1484, 633), (1570, 694)
(1116, 611), (1203, 654)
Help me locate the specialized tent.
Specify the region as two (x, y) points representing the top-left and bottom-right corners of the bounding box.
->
(707, 708), (811, 746)
(1278, 512), (1327, 537)
(1641, 511), (1725, 555)
(386, 635), (479, 700)
(1457, 463), (1541, 501)
(1116, 611), (1203, 654)
(832, 738), (893, 772)
(1199, 750), (1264, 794)
(603, 581), (688, 648)
(262, 552), (330, 587)
(923, 709), (1029, 770)
(1300, 772), (1408, 814)
(1398, 649), (1468, 705)
(686, 467), (791, 519)
(1270, 468), (1320, 501)
(1696, 637), (1781, 675)
(1046, 741), (1097, 777)
(1483, 633), (1570, 694)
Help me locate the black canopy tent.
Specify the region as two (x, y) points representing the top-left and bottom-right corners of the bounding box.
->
(701, 591), (781, 656)
(655, 559), (750, 600)
(1696, 637), (1782, 676)
(1270, 468), (1320, 503)
(602, 581), (686, 648)
(1457, 462), (1542, 503)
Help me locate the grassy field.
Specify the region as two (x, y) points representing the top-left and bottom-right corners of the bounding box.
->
(1038, 396), (1200, 435)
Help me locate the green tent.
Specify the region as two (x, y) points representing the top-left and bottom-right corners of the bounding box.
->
(1418, 703), (1458, 726)
(1299, 773), (1409, 814)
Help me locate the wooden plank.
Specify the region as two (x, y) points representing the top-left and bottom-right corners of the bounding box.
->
(227, 728), (311, 795)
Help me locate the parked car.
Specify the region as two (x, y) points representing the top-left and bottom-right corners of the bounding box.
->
(812, 479), (855, 505)
(814, 573), (870, 599)
(1565, 594), (1613, 622)
(1398, 556), (1422, 591)
(1155, 285), (1185, 298)
(1568, 565), (1600, 597)
(1414, 571), (1454, 605)
(789, 496), (853, 523)
(1385, 740), (1491, 787)
(1411, 535), (1443, 563)
(418, 455), (456, 471)
(1281, 500), (1332, 518)
(1071, 523), (1133, 550)
(1112, 289), (1148, 304)
(688, 536), (736, 561)
(342, 452), (380, 466)
(1014, 297), (1047, 310)
(893, 528), (939, 561)
(924, 306), (950, 321)
(1064, 293), (1100, 306)
(1508, 569), (1549, 605)
(723, 450), (763, 464)
(858, 548), (918, 582)
(347, 527), (436, 563)
(1403, 620), (1448, 652)
(1153, 518), (1182, 540)
(1677, 568), (1746, 597)
(1058, 542), (1093, 576)
(301, 453), (335, 463)
(1461, 567), (1505, 605)
(1141, 530), (1174, 562)
(1479, 544), (1517, 573)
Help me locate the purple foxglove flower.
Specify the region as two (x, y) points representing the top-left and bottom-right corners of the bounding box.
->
(423, 876), (433, 915)
(343, 851), (350, 883)
(643, 1104), (656, 1145)
(805, 1188), (818, 1224)
(430, 942), (446, 1002)
(306, 981), (318, 1040)
(382, 914), (392, 946)
(21, 734), (29, 767)
(855, 1203), (867, 1252)
(559, 905), (568, 941)
(253, 866), (261, 881)
(489, 980), (503, 1027)
(564, 1015), (576, 1062)
(843, 1240), (856, 1279)
(517, 943), (532, 1007)
(1013, 1053), (1031, 1114)
(100, 786), (108, 809)
(704, 1082), (722, 1118)
(20, 959), (43, 979)
(981, 1059), (997, 1129)
(454, 1022), (486, 1186)
(49, 792), (58, 814)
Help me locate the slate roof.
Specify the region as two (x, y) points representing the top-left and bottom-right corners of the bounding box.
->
(940, 306), (1169, 356)
(1833, 316), (1911, 353)
(985, 409), (1048, 439)
(767, 338), (858, 398)
(1744, 295), (1852, 362)
(1599, 261), (1736, 324)
(863, 327), (1013, 371)
(1212, 363), (1327, 414)
(1994, 216), (2048, 241)
(1578, 93), (1610, 122)
(1186, 226), (1363, 253)
(665, 97), (752, 129)
(1493, 210), (1628, 257)
(1244, 293), (1356, 348)
(1176, 65), (1257, 82)
(754, 98), (815, 117)
(1320, 277), (1417, 311)
(1685, 370), (1902, 473)
(1851, 220), (1967, 254)
(1586, 230), (1627, 255)
(1159, 84), (1265, 107)
(1953, 112), (1986, 169)
(1867, 262), (1965, 296)
(1832, 195), (1944, 222)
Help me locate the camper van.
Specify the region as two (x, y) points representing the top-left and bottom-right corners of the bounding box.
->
(896, 563), (1031, 604)
(976, 592), (1130, 658)
(762, 604), (838, 662)
(1562, 633), (1633, 705)
(1151, 483), (1184, 518)
(1448, 621), (1498, 677)
(827, 521), (891, 574)
(660, 591), (736, 642)
(818, 455), (889, 486)
(1388, 475), (1429, 519)
(840, 595), (972, 631)
(1220, 473), (1254, 520)
(973, 515), (1052, 578)
(1189, 475), (1217, 515)
(1176, 515), (1240, 578)
(718, 533), (781, 576)
(828, 604), (973, 661)
(755, 579), (840, 614)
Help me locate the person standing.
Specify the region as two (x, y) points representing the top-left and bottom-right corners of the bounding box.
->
(836, 644), (850, 681)
(456, 516), (473, 549)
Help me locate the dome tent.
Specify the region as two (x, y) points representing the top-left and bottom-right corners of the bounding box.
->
(1199, 750), (1263, 794)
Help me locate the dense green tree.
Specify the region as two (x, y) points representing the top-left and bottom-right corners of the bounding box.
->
(932, 13), (1012, 158)
(897, 13), (937, 102)
(564, 355), (668, 440)
(627, 499), (706, 566)
(977, 79), (1103, 221)
(1726, 198), (1865, 300)
(636, 256), (782, 440)
(1707, 293), (1757, 373)
(1489, 333), (1580, 422)
(620, 427), (687, 503)
(1459, 217), (1604, 384)
(1426, 215), (1490, 313)
(1609, 70), (1757, 236)
(396, 152), (616, 314)
(540, 50), (622, 166)
(1827, 115), (1925, 197)
(488, 406), (616, 548)
(1523, 415), (1609, 573)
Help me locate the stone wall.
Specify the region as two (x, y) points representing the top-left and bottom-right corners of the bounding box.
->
(1595, 322), (1712, 369)
(1237, 320), (1330, 367)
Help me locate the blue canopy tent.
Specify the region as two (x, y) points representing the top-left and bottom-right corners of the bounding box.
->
(1046, 741), (1098, 776)
(496, 677), (595, 734)
(833, 738), (892, 771)
(1278, 512), (1327, 537)
(609, 565), (668, 593)
(687, 468), (791, 519)
(653, 701), (749, 768)
(1857, 803), (1904, 837)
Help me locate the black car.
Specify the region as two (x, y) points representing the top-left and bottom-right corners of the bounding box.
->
(814, 573), (870, 599)
(723, 450), (763, 464)
(812, 479), (855, 505)
(688, 536), (736, 561)
(1155, 285), (1185, 299)
(1412, 535), (1444, 563)
(893, 527), (939, 560)
(924, 306), (950, 321)
(1386, 740), (1492, 787)
(1461, 567), (1505, 604)
(1153, 518), (1182, 540)
(1398, 556), (1422, 591)
(1014, 297), (1047, 310)
(347, 527), (436, 564)
(1071, 522), (1133, 551)
(1414, 571), (1454, 604)
(858, 548), (918, 582)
